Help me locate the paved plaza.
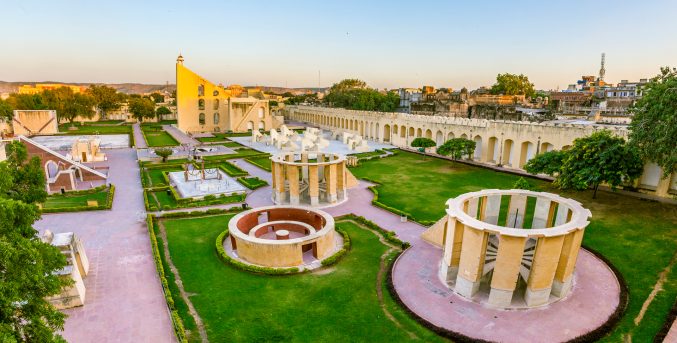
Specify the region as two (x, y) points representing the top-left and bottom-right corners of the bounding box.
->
(31, 134), (130, 150)
(229, 133), (396, 156)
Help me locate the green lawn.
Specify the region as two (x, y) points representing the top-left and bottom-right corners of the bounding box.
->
(58, 122), (132, 135)
(144, 166), (183, 187)
(350, 150), (677, 342)
(146, 189), (245, 211)
(158, 215), (444, 342)
(43, 186), (112, 211)
(350, 149), (385, 159)
(237, 176), (268, 190)
(142, 126), (179, 147)
(244, 155), (272, 171)
(222, 141), (244, 148)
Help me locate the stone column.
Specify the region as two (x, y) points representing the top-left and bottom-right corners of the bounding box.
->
(525, 235), (565, 307)
(308, 165), (319, 206)
(455, 226), (489, 298)
(531, 197), (552, 229)
(287, 165), (300, 205)
(552, 229), (584, 297)
(301, 153), (309, 180)
(440, 217), (464, 282)
(466, 197), (479, 219)
(327, 163), (337, 203)
(317, 153), (325, 179)
(336, 162), (346, 200)
(270, 161), (277, 201)
(483, 194), (502, 225)
(488, 235), (526, 307)
(274, 162), (286, 203)
(506, 194), (528, 228)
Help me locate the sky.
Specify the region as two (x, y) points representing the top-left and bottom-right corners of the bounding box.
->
(2, 0), (677, 90)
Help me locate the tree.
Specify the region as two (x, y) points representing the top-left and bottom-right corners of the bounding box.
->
(629, 66), (677, 177)
(154, 148), (173, 162)
(86, 85), (123, 119)
(128, 97), (156, 122)
(524, 150), (567, 176)
(411, 137), (436, 159)
(436, 138), (476, 160)
(149, 92), (165, 103)
(0, 98), (13, 122)
(555, 131), (643, 199)
(5, 93), (49, 111)
(490, 73), (535, 97)
(325, 79), (399, 112)
(2, 141), (48, 204)
(513, 177), (532, 190)
(155, 106), (172, 120)
(42, 87), (96, 125)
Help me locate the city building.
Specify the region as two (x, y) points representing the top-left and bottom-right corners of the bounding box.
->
(18, 83), (87, 95)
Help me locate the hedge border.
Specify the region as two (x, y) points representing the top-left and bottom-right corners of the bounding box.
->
(243, 156), (272, 172)
(348, 180), (437, 227)
(143, 186), (246, 211)
(385, 245), (629, 343)
(42, 184), (115, 213)
(336, 214), (410, 249)
(237, 176), (268, 190)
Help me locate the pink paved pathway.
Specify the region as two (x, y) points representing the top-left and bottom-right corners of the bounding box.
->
(35, 149), (176, 342)
(163, 124), (200, 145)
(132, 123), (147, 148)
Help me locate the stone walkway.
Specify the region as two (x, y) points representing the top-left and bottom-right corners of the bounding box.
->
(163, 125), (200, 145)
(35, 149), (176, 342)
(132, 123), (147, 148)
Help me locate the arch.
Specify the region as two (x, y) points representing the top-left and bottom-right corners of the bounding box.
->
(425, 129), (432, 139)
(45, 160), (59, 179)
(198, 84), (204, 96)
(213, 90), (219, 96)
(473, 135), (483, 161)
(393, 125), (399, 138)
(447, 132), (455, 141)
(416, 128), (422, 137)
(198, 99), (205, 110)
(383, 124), (391, 142)
(359, 121), (365, 136)
(460, 133), (468, 139)
(375, 123), (380, 140)
(259, 121), (265, 131)
(540, 142), (554, 153)
(409, 127), (415, 137)
(258, 108), (264, 118)
(213, 99), (219, 110)
(562, 145), (572, 151)
(400, 126), (406, 138)
(213, 112), (220, 125)
(520, 143), (533, 165)
(487, 137), (499, 163)
(246, 121), (254, 131)
(199, 113), (206, 125)
(436, 130), (444, 145)
(502, 139), (514, 167)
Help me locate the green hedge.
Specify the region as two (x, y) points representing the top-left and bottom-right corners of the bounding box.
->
(215, 229), (301, 275)
(237, 176), (268, 190)
(42, 185), (116, 213)
(320, 227), (351, 266)
(144, 186), (246, 211)
(244, 156), (272, 171)
(146, 215), (187, 342)
(158, 206), (245, 219)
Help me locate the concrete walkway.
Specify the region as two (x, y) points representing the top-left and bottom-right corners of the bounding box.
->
(132, 123), (147, 148)
(35, 149), (176, 342)
(163, 125), (200, 145)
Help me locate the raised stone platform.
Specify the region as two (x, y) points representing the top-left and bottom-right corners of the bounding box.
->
(392, 243), (621, 342)
(32, 134), (129, 150)
(168, 169), (246, 199)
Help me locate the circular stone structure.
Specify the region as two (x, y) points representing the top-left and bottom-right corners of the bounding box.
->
(440, 189), (592, 308)
(271, 152), (349, 207)
(227, 205), (338, 268)
(392, 189), (622, 342)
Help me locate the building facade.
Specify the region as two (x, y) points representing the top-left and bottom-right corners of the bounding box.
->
(175, 55), (281, 134)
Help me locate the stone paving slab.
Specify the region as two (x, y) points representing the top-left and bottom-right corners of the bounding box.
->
(34, 149), (176, 342)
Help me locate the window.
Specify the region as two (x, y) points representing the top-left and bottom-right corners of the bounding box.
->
(213, 99), (219, 110)
(213, 112), (220, 124)
(198, 84), (204, 96)
(199, 113), (205, 125)
(213, 90), (219, 96)
(198, 99), (205, 110)
(258, 107), (264, 118)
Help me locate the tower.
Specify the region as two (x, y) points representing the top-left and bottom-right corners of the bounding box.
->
(176, 53), (184, 65)
(599, 53), (606, 82)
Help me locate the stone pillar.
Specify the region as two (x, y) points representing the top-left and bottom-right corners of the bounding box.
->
(455, 226), (489, 298)
(336, 162), (346, 200)
(301, 153), (309, 180)
(274, 162), (286, 203)
(525, 235), (565, 307)
(440, 217), (464, 282)
(270, 161), (277, 200)
(531, 197), (551, 229)
(308, 165), (319, 206)
(466, 197), (479, 218)
(317, 153), (325, 179)
(546, 202), (558, 228)
(483, 194), (502, 225)
(554, 205), (571, 226)
(488, 235), (526, 307)
(327, 163), (337, 203)
(552, 229), (584, 297)
(506, 194), (527, 228)
(287, 165), (300, 205)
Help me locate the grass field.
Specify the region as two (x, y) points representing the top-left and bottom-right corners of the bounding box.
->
(142, 126), (179, 147)
(157, 215), (445, 342)
(58, 122), (132, 135)
(244, 155), (272, 171)
(350, 150), (677, 342)
(43, 186), (112, 211)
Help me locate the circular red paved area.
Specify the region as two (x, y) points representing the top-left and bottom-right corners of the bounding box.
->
(392, 243), (620, 343)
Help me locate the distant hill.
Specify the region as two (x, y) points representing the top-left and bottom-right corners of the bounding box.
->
(0, 81), (327, 96)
